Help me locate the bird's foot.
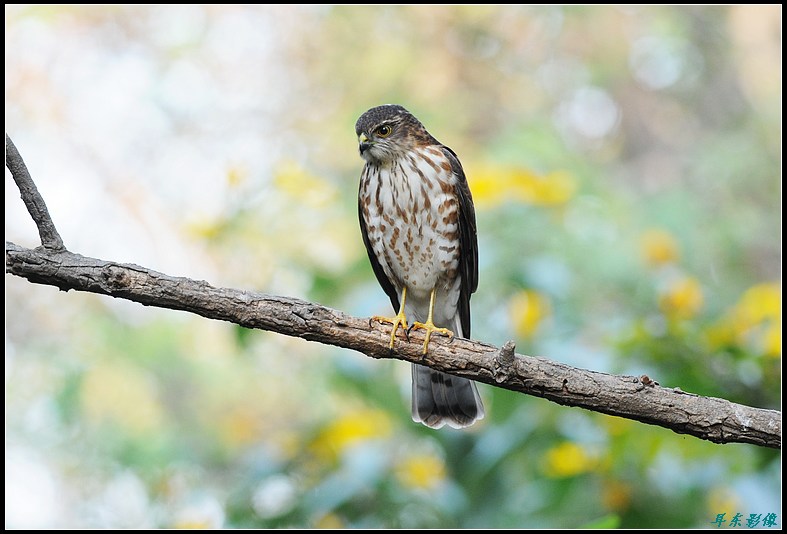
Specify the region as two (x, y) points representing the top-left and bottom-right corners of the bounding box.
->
(371, 310), (409, 350)
(409, 320), (453, 355)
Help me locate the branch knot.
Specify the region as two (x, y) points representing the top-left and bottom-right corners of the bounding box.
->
(493, 340), (517, 383)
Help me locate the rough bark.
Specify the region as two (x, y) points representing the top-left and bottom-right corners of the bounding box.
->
(6, 134), (64, 250)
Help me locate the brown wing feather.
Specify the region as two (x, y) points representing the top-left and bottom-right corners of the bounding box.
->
(440, 145), (478, 338)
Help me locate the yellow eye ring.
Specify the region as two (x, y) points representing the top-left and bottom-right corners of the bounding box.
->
(376, 125), (392, 138)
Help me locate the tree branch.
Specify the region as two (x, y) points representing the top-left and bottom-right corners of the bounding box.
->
(5, 134), (65, 250)
(4, 137), (781, 449)
(5, 241), (780, 449)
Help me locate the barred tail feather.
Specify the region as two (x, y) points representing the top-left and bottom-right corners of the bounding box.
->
(411, 365), (484, 429)
(411, 314), (484, 429)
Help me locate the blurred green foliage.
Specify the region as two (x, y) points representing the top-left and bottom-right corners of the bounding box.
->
(5, 5), (780, 529)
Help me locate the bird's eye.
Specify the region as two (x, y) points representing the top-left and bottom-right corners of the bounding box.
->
(376, 125), (392, 138)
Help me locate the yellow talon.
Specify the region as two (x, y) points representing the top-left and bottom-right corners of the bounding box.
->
(410, 288), (454, 354)
(372, 287), (409, 349)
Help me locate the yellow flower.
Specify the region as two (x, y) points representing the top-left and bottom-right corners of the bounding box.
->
(313, 513), (345, 529)
(640, 229), (680, 267)
(226, 165), (247, 188)
(509, 290), (551, 339)
(396, 454), (447, 490)
(172, 499), (225, 529)
(705, 282), (781, 358)
(172, 519), (215, 529)
(468, 165), (576, 208)
(704, 320), (737, 350)
(543, 442), (597, 478)
(706, 487), (740, 519)
(735, 283), (781, 326)
(310, 408), (393, 462)
(763, 323), (781, 358)
(273, 160), (337, 207)
(600, 414), (634, 437)
(659, 276), (704, 320)
(524, 170), (576, 206)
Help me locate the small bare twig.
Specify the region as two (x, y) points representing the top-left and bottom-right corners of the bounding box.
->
(5, 134), (64, 250)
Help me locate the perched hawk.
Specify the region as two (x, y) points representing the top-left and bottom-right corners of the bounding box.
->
(355, 104), (484, 429)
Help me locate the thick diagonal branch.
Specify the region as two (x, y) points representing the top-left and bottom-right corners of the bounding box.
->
(5, 242), (781, 449)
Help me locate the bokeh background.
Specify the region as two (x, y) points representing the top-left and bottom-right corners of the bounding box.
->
(5, 5), (781, 529)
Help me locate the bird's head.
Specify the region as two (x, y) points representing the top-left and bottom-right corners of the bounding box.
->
(355, 104), (437, 164)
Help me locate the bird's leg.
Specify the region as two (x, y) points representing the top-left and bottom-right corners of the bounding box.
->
(410, 288), (454, 354)
(372, 286), (409, 350)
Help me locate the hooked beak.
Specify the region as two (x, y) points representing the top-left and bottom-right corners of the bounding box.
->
(358, 132), (372, 155)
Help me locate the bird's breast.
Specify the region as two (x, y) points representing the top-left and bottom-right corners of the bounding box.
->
(360, 148), (461, 298)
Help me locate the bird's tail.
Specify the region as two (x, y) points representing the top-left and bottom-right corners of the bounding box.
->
(411, 313), (484, 429)
(411, 364), (485, 429)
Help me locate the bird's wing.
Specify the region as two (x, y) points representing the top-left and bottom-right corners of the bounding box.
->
(441, 145), (478, 338)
